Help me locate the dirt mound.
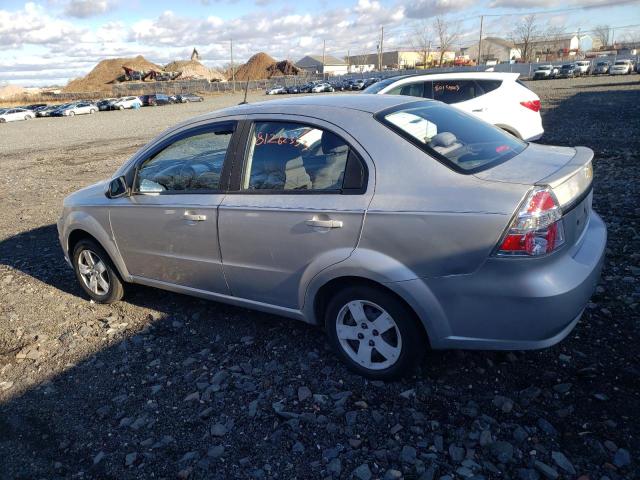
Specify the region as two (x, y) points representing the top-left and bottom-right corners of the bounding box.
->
(266, 60), (302, 77)
(165, 60), (226, 82)
(63, 55), (162, 93)
(234, 52), (277, 81)
(0, 84), (26, 99)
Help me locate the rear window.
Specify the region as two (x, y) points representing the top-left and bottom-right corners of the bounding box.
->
(363, 76), (409, 94)
(376, 101), (526, 173)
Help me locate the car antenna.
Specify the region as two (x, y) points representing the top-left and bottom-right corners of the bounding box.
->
(239, 80), (250, 105)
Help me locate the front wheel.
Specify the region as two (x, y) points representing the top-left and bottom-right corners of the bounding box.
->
(72, 239), (124, 303)
(325, 285), (426, 380)
(119, 105), (125, 110)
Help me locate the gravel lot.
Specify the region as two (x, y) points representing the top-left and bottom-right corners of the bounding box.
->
(1, 75), (639, 480)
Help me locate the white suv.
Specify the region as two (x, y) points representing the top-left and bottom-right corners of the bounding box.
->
(364, 72), (543, 141)
(112, 96), (142, 110)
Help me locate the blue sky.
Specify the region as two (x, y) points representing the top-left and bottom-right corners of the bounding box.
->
(1, 0), (638, 86)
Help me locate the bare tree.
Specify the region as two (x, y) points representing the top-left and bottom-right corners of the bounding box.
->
(411, 20), (433, 68)
(434, 16), (459, 67)
(543, 23), (566, 60)
(593, 24), (611, 49)
(510, 14), (541, 62)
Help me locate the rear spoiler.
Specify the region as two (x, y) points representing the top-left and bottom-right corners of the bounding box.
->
(537, 146), (593, 211)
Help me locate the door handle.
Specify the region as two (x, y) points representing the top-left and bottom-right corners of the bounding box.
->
(305, 219), (343, 228)
(184, 212), (206, 222)
(472, 108), (486, 112)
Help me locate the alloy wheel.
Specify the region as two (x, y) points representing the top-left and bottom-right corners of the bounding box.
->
(336, 300), (402, 370)
(77, 249), (110, 296)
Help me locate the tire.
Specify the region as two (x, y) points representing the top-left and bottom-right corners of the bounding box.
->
(325, 285), (425, 380)
(24, 116), (29, 121)
(90, 109), (96, 114)
(0, 118), (5, 123)
(72, 239), (124, 304)
(119, 105), (125, 110)
(69, 111), (75, 116)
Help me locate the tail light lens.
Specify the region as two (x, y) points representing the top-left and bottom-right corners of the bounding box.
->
(520, 100), (541, 112)
(496, 186), (565, 256)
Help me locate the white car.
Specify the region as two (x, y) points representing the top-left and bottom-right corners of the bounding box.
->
(266, 86), (286, 95)
(365, 72), (543, 141)
(610, 60), (633, 75)
(533, 64), (558, 80)
(311, 82), (335, 93)
(574, 61), (591, 75)
(57, 102), (98, 116)
(0, 107), (35, 123)
(111, 96), (142, 110)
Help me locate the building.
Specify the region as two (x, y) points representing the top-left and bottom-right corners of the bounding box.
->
(295, 55), (348, 76)
(524, 35), (601, 61)
(346, 49), (456, 71)
(461, 37), (521, 64)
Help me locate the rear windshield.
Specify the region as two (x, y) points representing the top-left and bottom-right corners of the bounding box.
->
(376, 101), (526, 173)
(615, 61), (627, 65)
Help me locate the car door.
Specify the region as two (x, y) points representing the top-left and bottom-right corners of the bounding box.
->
(218, 117), (372, 309)
(109, 120), (240, 293)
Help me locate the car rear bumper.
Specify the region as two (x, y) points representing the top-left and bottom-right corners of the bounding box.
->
(403, 210), (606, 351)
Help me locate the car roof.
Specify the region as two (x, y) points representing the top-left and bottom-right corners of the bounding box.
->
(375, 71), (520, 82)
(212, 94), (422, 116)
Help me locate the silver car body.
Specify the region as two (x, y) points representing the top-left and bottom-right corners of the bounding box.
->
(58, 95), (606, 351)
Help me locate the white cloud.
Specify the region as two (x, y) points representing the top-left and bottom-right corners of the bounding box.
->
(63, 0), (115, 18)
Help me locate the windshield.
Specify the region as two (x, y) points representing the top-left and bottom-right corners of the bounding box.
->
(376, 101), (527, 173)
(538, 66), (551, 70)
(363, 76), (408, 94)
(615, 61), (627, 65)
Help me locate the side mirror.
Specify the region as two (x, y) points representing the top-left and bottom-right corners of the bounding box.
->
(106, 176), (128, 199)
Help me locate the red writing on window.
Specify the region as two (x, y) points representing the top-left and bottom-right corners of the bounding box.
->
(255, 132), (301, 146)
(434, 83), (461, 93)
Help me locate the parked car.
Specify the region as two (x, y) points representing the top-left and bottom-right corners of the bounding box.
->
(52, 102), (98, 116)
(532, 64), (558, 79)
(111, 96), (142, 110)
(266, 86), (286, 95)
(298, 83), (314, 94)
(36, 105), (63, 117)
(176, 93), (204, 103)
(574, 61), (591, 75)
(593, 61), (610, 74)
(350, 79), (366, 90)
(557, 64), (577, 78)
(0, 107), (35, 123)
(285, 85), (300, 94)
(97, 98), (117, 111)
(364, 72), (543, 141)
(610, 59), (634, 75)
(140, 94), (174, 106)
(57, 94), (605, 379)
(311, 82), (335, 93)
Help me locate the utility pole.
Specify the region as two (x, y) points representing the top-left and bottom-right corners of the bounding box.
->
(347, 49), (350, 74)
(322, 39), (326, 80)
(230, 39), (235, 93)
(477, 15), (484, 66)
(378, 26), (385, 71)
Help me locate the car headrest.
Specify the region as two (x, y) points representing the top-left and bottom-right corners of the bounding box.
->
(321, 131), (347, 155)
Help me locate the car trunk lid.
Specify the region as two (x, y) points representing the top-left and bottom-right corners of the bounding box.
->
(474, 143), (593, 211)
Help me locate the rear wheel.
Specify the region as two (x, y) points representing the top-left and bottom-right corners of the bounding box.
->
(24, 115), (29, 121)
(72, 239), (124, 303)
(0, 118), (5, 123)
(69, 111), (75, 116)
(325, 285), (425, 380)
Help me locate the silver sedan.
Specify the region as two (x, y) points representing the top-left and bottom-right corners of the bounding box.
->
(58, 94), (606, 379)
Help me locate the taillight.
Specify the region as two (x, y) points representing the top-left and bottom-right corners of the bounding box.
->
(496, 186), (565, 256)
(520, 100), (541, 112)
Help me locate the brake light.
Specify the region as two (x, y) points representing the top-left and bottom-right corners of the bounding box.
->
(496, 186), (565, 256)
(520, 100), (541, 112)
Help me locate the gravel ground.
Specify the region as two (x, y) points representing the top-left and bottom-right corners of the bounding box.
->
(1, 75), (639, 480)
